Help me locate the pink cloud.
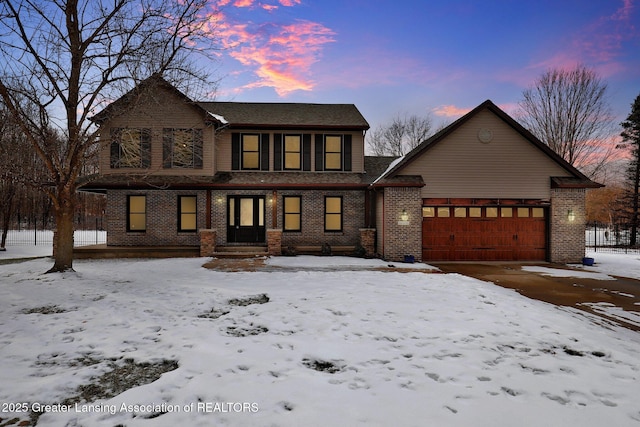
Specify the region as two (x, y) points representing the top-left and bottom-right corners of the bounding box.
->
(206, 2), (334, 96)
(432, 105), (472, 118)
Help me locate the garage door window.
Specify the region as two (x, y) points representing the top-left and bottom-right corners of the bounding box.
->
(486, 207), (498, 218)
(423, 207), (435, 217)
(501, 207), (513, 218)
(437, 207), (450, 217)
(454, 207), (466, 217)
(532, 208), (545, 218)
(517, 207), (529, 217)
(469, 207), (482, 217)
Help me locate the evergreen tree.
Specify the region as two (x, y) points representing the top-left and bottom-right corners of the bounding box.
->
(620, 94), (640, 245)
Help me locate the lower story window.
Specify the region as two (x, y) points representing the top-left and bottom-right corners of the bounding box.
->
(324, 196), (342, 231)
(127, 195), (146, 232)
(283, 196), (301, 231)
(179, 196), (197, 231)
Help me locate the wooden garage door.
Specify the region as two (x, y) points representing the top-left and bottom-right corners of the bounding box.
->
(422, 206), (547, 261)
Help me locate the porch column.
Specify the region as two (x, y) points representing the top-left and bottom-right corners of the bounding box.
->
(359, 228), (376, 257)
(267, 229), (282, 256)
(199, 229), (217, 257)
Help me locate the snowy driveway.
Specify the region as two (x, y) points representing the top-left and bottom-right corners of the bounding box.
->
(434, 261), (640, 331)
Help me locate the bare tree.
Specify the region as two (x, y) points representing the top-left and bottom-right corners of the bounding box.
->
(518, 64), (616, 178)
(367, 113), (433, 156)
(0, 0), (219, 272)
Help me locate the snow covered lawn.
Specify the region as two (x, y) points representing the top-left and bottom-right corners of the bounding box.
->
(1, 256), (639, 426)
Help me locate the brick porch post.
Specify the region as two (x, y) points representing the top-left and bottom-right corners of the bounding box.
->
(359, 228), (376, 257)
(267, 229), (282, 256)
(199, 229), (217, 257)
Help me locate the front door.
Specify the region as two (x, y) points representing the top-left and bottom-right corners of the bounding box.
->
(227, 196), (266, 243)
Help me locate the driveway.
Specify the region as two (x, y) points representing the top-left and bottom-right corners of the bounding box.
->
(433, 263), (640, 332)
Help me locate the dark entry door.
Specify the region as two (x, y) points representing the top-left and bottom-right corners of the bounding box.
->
(227, 196), (265, 243)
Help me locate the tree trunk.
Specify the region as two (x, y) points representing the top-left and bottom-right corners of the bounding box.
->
(48, 187), (76, 273)
(1, 186), (15, 250)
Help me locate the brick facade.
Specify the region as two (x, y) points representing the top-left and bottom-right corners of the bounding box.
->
(381, 187), (422, 262)
(209, 189), (366, 249)
(106, 189), (206, 246)
(550, 188), (586, 263)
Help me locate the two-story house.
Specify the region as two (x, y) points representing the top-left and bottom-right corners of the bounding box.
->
(85, 74), (375, 257)
(83, 74), (601, 263)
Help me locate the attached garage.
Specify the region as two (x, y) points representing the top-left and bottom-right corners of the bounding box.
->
(372, 100), (602, 263)
(421, 202), (547, 261)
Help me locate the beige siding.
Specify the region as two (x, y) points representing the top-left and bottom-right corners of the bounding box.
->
(99, 86), (215, 176)
(401, 110), (571, 199)
(216, 130), (365, 173)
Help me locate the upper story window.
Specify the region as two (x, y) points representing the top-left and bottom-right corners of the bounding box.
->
(163, 128), (203, 169)
(315, 134), (352, 171)
(110, 128), (151, 168)
(242, 134), (260, 169)
(324, 135), (342, 170)
(232, 133), (270, 171)
(274, 134), (311, 171)
(284, 135), (301, 170)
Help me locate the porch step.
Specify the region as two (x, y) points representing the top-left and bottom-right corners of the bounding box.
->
(212, 246), (269, 259)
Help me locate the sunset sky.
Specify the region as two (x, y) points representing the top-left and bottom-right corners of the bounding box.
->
(206, 0), (639, 133)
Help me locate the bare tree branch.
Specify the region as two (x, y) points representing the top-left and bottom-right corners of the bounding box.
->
(518, 64), (616, 179)
(0, 0), (220, 272)
(367, 113), (433, 156)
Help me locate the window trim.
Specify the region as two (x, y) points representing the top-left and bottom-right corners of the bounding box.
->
(283, 195), (302, 232)
(127, 195), (146, 232)
(178, 195), (198, 232)
(324, 196), (343, 232)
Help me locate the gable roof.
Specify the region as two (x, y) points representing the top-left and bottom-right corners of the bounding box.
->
(198, 102), (370, 130)
(91, 74), (370, 131)
(377, 100), (602, 188)
(90, 74), (214, 125)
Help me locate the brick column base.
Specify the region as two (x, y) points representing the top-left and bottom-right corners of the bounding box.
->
(199, 229), (217, 257)
(267, 229), (282, 256)
(359, 228), (376, 257)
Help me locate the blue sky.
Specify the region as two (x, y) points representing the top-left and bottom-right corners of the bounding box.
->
(205, 0), (639, 132)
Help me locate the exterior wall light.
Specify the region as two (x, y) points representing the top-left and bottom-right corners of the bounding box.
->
(567, 209), (575, 222)
(400, 209), (409, 222)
